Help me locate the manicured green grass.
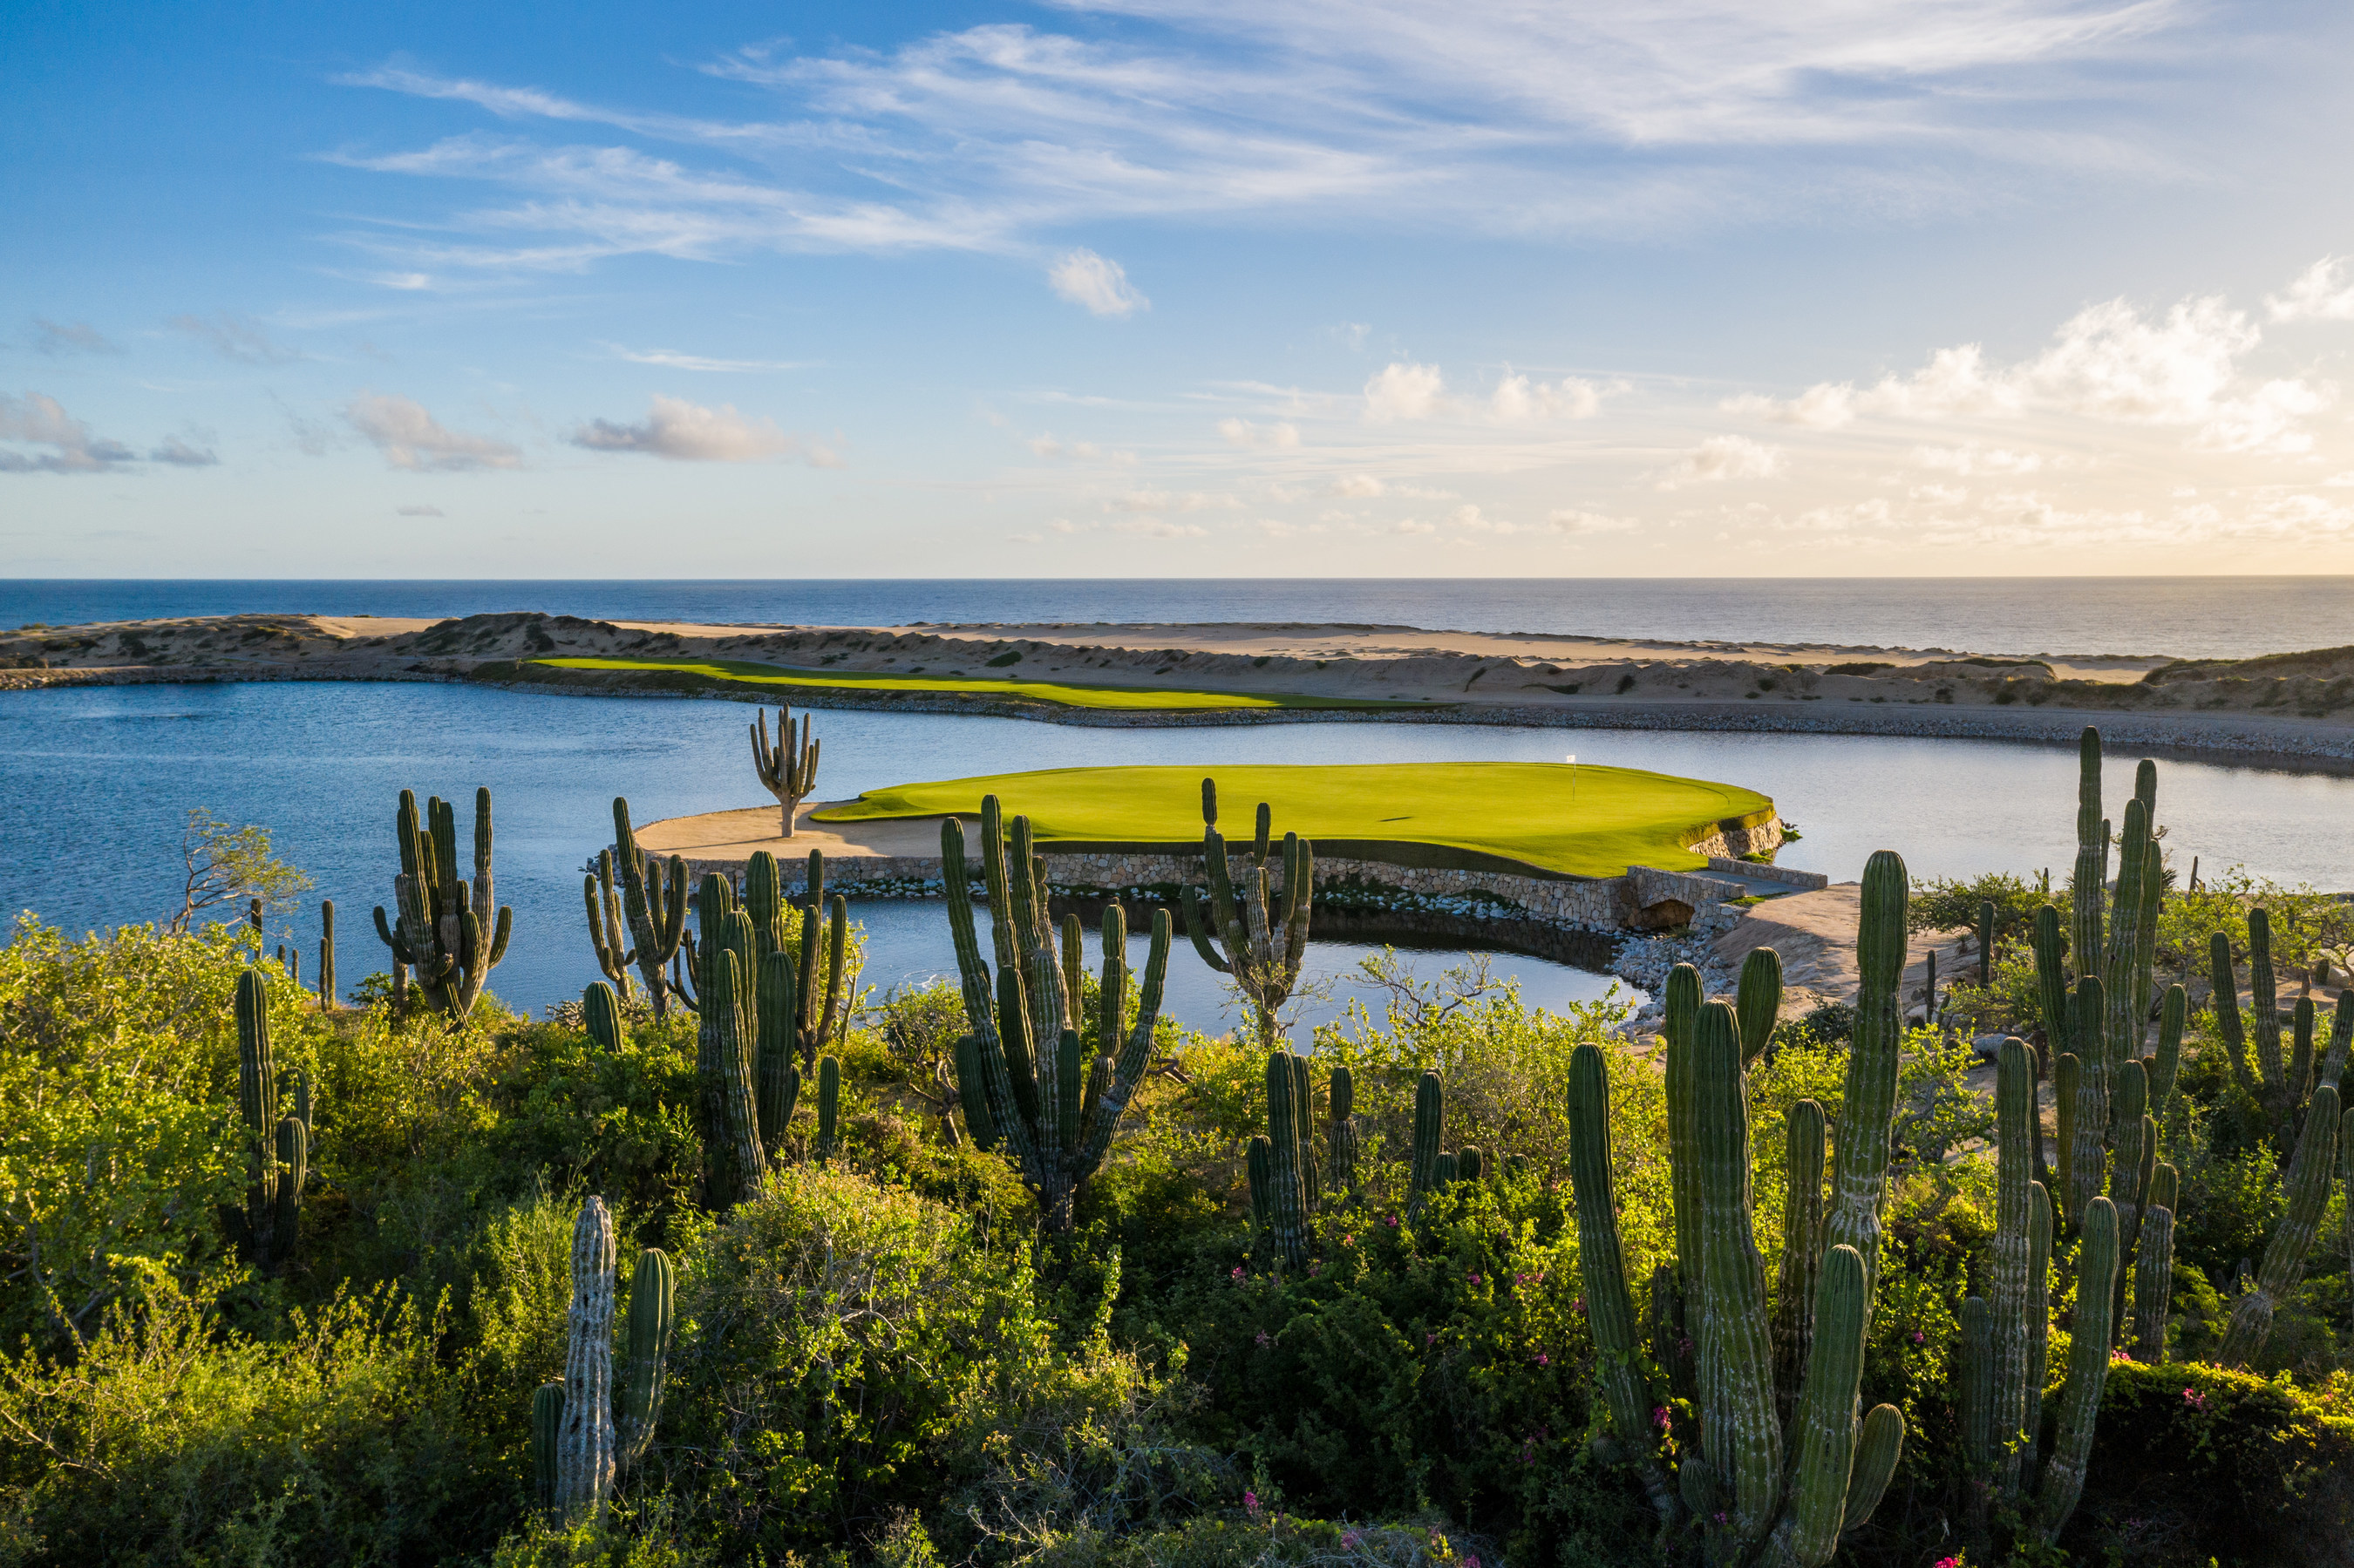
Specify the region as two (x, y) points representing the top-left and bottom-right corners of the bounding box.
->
(526, 656), (1416, 711)
(814, 762), (1774, 878)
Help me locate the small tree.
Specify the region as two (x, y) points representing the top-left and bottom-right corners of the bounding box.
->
(170, 809), (311, 933)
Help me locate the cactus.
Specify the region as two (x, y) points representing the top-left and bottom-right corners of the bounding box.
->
(1827, 851), (1908, 1295)
(751, 704), (820, 838)
(317, 899), (337, 1008)
(584, 981), (627, 1052)
(531, 1383), (564, 1511)
(2218, 1083), (2342, 1367)
(2070, 727), (2106, 997)
(942, 801), (1170, 1232)
(583, 850), (636, 1001)
(1772, 1098), (1825, 1423)
(2100, 798), (2153, 1100)
(1180, 780), (1312, 1048)
(372, 787), (513, 1022)
(815, 1055), (841, 1162)
(273, 1115), (307, 1266)
(2131, 1162), (2177, 1363)
(2210, 908), (2343, 1148)
(1409, 1069), (1446, 1211)
(2031, 903), (2072, 1061)
(1977, 898), (1996, 986)
(557, 1196), (617, 1523)
(2034, 1198), (2119, 1542)
(1957, 1293), (1995, 1540)
(1735, 946), (1782, 1066)
(1255, 1049), (1315, 1266)
(1983, 1040), (2037, 1497)
(611, 798), (690, 1019)
(235, 968), (281, 1270)
(1325, 1063), (1357, 1199)
(2062, 976), (2108, 1229)
(616, 1248), (674, 1471)
(695, 939), (766, 1209)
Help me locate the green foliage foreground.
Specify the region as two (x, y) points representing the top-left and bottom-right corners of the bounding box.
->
(0, 908), (2349, 1568)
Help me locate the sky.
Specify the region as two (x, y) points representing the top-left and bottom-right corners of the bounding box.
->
(7, 0), (2354, 578)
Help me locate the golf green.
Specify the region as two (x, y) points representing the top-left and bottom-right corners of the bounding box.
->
(525, 656), (1415, 711)
(813, 762), (1775, 878)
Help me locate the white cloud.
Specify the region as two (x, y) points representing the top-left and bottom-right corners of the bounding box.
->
(1655, 435), (1785, 490)
(1113, 519), (1208, 538)
(1049, 249), (1149, 316)
(343, 392), (523, 472)
(1732, 295), (2332, 454)
(1488, 372), (1603, 422)
(1217, 417), (1300, 448)
(1329, 474), (1385, 498)
(2268, 258), (2354, 322)
(1106, 490), (1241, 512)
(571, 394), (798, 461)
(1029, 433), (1102, 459)
(1364, 362), (1448, 422)
(397, 504), (446, 517)
(1391, 519), (1438, 534)
(169, 312), (303, 364)
(0, 391), (136, 473)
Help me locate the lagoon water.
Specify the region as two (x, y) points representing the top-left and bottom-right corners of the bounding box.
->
(5, 676), (2353, 1023)
(5, 576), (2351, 661)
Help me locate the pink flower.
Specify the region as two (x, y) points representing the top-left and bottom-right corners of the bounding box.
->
(1342, 1233), (1355, 1245)
(1255, 1331), (1272, 1347)
(2183, 1388), (2209, 1410)
(1654, 1405), (1671, 1429)
(1231, 1266), (1245, 1280)
(1935, 1558), (1962, 1568)
(1309, 1261), (1323, 1276)
(1465, 1556), (1481, 1568)
(1425, 1331), (1438, 1345)
(1467, 1273), (1483, 1286)
(1571, 1296), (1584, 1313)
(1535, 1352), (1550, 1366)
(1244, 1490), (1260, 1516)
(1385, 1214), (1400, 1227)
(1341, 1531), (1362, 1551)
(1911, 1330), (1925, 1345)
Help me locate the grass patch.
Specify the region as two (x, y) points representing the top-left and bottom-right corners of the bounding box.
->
(525, 656), (1416, 712)
(814, 760), (1774, 878)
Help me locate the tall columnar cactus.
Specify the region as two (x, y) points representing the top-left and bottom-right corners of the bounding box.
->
(616, 1249), (674, 1471)
(583, 849), (636, 1001)
(317, 899), (337, 1009)
(1983, 1041), (2038, 1499)
(1325, 1063), (1357, 1199)
(2071, 727), (2106, 1001)
(1735, 946), (1782, 1067)
(235, 968), (281, 1270)
(1180, 779), (1312, 1047)
(751, 703), (820, 838)
(943, 801), (1170, 1231)
(2034, 1197), (2120, 1542)
(372, 786), (514, 1022)
(1409, 1069), (1446, 1211)
(1772, 1098), (1826, 1422)
(1566, 993), (1906, 1562)
(2219, 1083), (2342, 1367)
(693, 887), (767, 1209)
(2209, 908), (2345, 1147)
(584, 981), (628, 1052)
(2099, 798), (2153, 1112)
(2031, 903), (2072, 1062)
(2131, 1162), (2178, 1363)
(1977, 898), (1996, 987)
(779, 853), (850, 1072)
(814, 1054), (841, 1163)
(273, 1114), (307, 1266)
(1827, 851), (1909, 1295)
(611, 798), (690, 1019)
(557, 1196), (618, 1523)
(2062, 976), (2109, 1229)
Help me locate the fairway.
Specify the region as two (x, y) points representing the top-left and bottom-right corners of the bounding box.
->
(525, 656), (1415, 711)
(813, 762), (1775, 878)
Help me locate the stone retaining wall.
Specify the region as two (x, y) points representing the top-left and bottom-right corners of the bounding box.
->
(670, 845), (1753, 934)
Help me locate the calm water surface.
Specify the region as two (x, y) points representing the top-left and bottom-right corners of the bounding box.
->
(4, 681), (2351, 1022)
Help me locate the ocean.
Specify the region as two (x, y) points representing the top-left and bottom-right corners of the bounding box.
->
(2, 577), (2346, 662)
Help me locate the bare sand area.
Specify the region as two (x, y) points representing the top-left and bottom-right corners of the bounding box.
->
(635, 801), (953, 861)
(6, 608), (2354, 764)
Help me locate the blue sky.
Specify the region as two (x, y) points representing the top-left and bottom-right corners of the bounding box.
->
(7, 0), (2354, 577)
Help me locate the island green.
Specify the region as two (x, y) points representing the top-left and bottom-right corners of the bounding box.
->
(813, 760), (1774, 877)
(526, 655), (1416, 711)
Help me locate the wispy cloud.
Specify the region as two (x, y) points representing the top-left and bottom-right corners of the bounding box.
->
(604, 343), (811, 372)
(1218, 417), (1299, 448)
(343, 392), (522, 471)
(1653, 434), (1785, 489)
(1364, 361), (1608, 424)
(0, 392), (136, 473)
(169, 312), (303, 364)
(149, 434), (221, 467)
(31, 319), (118, 356)
(330, 3), (2196, 278)
(571, 393), (804, 462)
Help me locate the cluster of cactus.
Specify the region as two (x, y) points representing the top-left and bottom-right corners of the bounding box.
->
(942, 797), (1172, 1232)
(1406, 1069), (1481, 1212)
(2208, 906), (2352, 1151)
(372, 786), (514, 1021)
(2024, 730), (2187, 1368)
(1180, 779), (1312, 1048)
(671, 852), (848, 1206)
(2217, 1074), (2341, 1367)
(1248, 1049), (1323, 1266)
(1566, 853), (1912, 1563)
(607, 798), (691, 1018)
(530, 1196), (675, 1522)
(233, 968), (310, 1273)
(584, 848), (636, 1002)
(751, 704), (820, 838)
(1955, 1035), (2136, 1552)
(317, 899), (337, 1009)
